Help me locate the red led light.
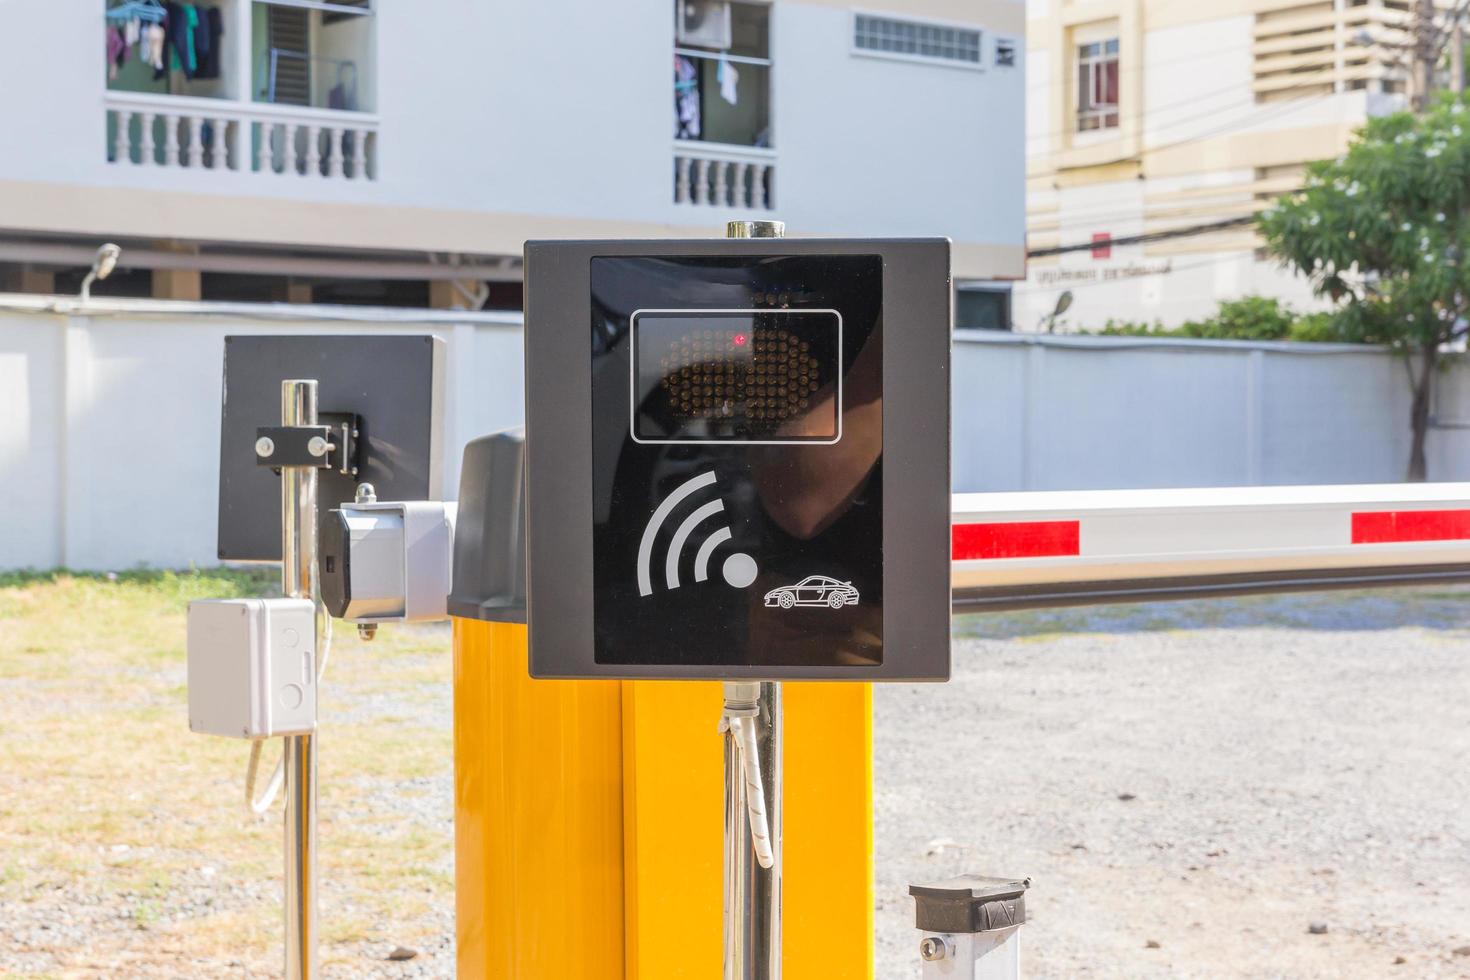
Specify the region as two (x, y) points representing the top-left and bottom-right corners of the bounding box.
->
(732, 333), (748, 347)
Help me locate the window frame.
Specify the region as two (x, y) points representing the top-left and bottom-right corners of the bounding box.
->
(954, 283), (1013, 331)
(673, 0), (775, 149)
(255, 0), (373, 16)
(1075, 37), (1120, 133)
(994, 36), (1019, 69)
(850, 10), (986, 72)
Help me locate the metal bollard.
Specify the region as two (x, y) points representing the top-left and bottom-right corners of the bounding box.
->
(909, 875), (1030, 980)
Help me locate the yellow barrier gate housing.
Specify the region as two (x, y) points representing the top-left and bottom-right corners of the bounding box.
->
(453, 619), (873, 979)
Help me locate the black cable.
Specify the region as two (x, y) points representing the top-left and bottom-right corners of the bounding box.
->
(1027, 215), (1259, 258)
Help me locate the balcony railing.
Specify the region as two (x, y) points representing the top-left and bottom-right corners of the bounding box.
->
(674, 142), (775, 210)
(105, 92), (379, 181)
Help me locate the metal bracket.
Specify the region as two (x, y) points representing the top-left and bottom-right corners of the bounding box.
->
(256, 425), (335, 471)
(319, 412), (362, 478)
(255, 413), (360, 476)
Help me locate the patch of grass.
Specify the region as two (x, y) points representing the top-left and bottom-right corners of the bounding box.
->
(0, 569), (455, 974)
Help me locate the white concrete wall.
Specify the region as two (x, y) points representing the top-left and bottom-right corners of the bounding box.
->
(0, 301), (523, 572)
(4, 306), (1463, 571)
(953, 332), (1470, 492)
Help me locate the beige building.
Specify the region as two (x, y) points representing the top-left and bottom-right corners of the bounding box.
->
(1016, 0), (1451, 332)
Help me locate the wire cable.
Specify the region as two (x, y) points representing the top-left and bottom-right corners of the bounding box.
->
(243, 576), (333, 816)
(719, 698), (775, 871)
(1029, 215), (1259, 258)
(728, 714), (775, 870)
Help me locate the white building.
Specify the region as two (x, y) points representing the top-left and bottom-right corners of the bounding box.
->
(1015, 0), (1446, 333)
(0, 0), (1026, 307)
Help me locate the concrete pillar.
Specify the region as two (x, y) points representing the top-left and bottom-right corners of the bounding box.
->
(152, 267), (202, 301)
(429, 279), (461, 310)
(151, 241), (203, 300)
(285, 279), (313, 304)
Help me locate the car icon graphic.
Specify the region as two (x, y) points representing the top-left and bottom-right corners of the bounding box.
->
(763, 576), (859, 610)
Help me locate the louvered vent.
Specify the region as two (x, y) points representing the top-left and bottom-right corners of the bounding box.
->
(268, 6), (310, 106)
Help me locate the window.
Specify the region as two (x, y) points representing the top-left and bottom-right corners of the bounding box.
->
(105, 0), (236, 101)
(955, 286), (1012, 331)
(853, 14), (982, 67)
(674, 1), (771, 147)
(253, 0), (376, 112)
(995, 38), (1018, 69)
(1076, 39), (1119, 132)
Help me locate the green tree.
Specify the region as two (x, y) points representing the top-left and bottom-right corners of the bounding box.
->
(1095, 296), (1333, 342)
(1259, 94), (1470, 481)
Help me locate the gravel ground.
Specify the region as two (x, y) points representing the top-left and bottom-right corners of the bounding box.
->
(876, 589), (1470, 979)
(5, 576), (1468, 978)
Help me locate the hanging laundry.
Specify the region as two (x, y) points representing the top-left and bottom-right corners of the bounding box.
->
(183, 5), (200, 75)
(161, 3), (198, 78)
(146, 23), (167, 71)
(154, 4), (178, 79)
(328, 63), (359, 111)
(675, 55), (701, 140)
(124, 17), (141, 49)
(192, 6), (210, 75)
(194, 7), (225, 80)
(717, 54), (740, 107)
(106, 27), (126, 81)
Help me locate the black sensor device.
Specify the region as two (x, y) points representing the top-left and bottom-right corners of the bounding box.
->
(523, 239), (952, 681)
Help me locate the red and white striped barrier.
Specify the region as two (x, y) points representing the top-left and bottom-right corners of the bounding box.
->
(952, 484), (1470, 611)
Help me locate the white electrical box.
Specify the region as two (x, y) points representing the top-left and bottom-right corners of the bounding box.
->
(187, 598), (317, 739)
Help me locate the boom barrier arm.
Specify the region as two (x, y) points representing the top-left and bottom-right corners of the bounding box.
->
(952, 483), (1470, 613)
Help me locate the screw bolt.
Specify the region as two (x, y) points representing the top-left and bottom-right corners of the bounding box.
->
(307, 436), (330, 458)
(919, 936), (953, 962)
(255, 437), (275, 458)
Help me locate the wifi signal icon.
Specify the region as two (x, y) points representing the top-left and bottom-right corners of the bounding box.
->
(636, 470), (758, 597)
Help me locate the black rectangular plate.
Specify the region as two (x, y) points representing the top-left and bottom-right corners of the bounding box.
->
(217, 334), (444, 562)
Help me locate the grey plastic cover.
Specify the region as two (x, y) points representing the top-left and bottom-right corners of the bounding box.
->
(448, 430), (528, 623)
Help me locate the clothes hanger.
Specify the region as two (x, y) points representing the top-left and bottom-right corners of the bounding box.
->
(106, 0), (166, 24)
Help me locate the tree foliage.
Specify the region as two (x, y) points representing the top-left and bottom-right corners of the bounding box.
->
(1095, 296), (1335, 342)
(1257, 94), (1470, 479)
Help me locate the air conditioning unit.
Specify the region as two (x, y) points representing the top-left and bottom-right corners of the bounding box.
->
(678, 0), (733, 49)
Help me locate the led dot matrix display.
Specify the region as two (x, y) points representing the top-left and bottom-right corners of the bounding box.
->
(632, 309), (842, 444)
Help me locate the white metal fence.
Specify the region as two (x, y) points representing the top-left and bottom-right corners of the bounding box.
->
(2, 301), (1468, 571)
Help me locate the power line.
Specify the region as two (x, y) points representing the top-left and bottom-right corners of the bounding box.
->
(1027, 215), (1258, 258)
(1024, 253), (1259, 295)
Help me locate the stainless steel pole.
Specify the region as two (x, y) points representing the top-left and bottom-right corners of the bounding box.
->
(281, 380), (319, 980)
(723, 682), (782, 980)
(723, 218), (784, 980)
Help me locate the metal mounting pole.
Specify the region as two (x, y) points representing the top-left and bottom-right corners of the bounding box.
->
(723, 217), (784, 980)
(281, 379), (319, 980)
(723, 681), (782, 979)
